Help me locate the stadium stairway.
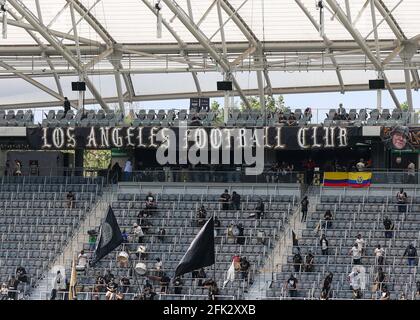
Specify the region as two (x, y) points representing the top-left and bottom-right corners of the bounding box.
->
(29, 187), (116, 300)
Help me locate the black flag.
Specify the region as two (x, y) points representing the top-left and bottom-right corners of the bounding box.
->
(90, 206), (123, 267)
(175, 216), (215, 277)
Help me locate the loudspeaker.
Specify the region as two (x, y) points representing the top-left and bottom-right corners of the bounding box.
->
(217, 81), (233, 91)
(72, 81), (86, 91)
(369, 79), (385, 90)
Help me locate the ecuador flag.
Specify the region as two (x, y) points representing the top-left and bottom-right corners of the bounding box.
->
(323, 172), (349, 187)
(348, 172), (372, 188)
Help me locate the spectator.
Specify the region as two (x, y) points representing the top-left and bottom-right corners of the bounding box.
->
(15, 266), (28, 285)
(403, 244), (417, 267)
(236, 223), (245, 245)
(119, 277), (130, 294)
(110, 162), (122, 183)
(214, 216), (221, 236)
(92, 274), (106, 300)
(255, 199), (265, 219)
(4, 160), (10, 176)
(374, 244), (385, 266)
(121, 229), (129, 243)
(88, 230), (97, 251)
(383, 217), (394, 239)
(303, 158), (316, 185)
(7, 275), (19, 300)
(158, 228), (166, 242)
(104, 270), (115, 284)
(105, 279), (118, 300)
(0, 283), (8, 300)
(301, 196), (309, 222)
(13, 160), (22, 176)
(293, 249), (303, 273)
(173, 277), (183, 295)
(63, 97), (71, 115)
(231, 191), (241, 211)
(407, 161), (416, 184)
(50, 271), (64, 300)
(349, 243), (362, 265)
(286, 273), (298, 298)
(155, 258), (163, 271)
(396, 188), (408, 213)
(196, 205), (207, 227)
(356, 159), (365, 172)
(355, 234), (366, 256)
(140, 280), (156, 300)
(207, 280), (219, 301)
(76, 250), (88, 272)
(240, 257), (251, 283)
(380, 285), (390, 300)
(320, 234), (329, 256)
(219, 189), (231, 211)
(372, 267), (386, 299)
(348, 268), (362, 299)
(159, 273), (171, 294)
(66, 191), (75, 209)
(192, 268), (207, 287)
(321, 272), (333, 300)
(304, 250), (315, 272)
(304, 107), (312, 120)
(123, 159), (133, 181)
(316, 210), (333, 233)
(133, 223), (144, 243)
(145, 192), (157, 211)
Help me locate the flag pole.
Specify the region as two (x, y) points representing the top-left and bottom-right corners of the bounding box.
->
(213, 212), (216, 282)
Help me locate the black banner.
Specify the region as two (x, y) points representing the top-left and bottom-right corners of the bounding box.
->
(26, 126), (361, 151)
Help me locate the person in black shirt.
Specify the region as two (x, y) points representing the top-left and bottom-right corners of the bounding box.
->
(63, 97), (71, 115)
(322, 210), (333, 229)
(240, 257), (251, 282)
(231, 191), (241, 211)
(119, 277), (130, 294)
(320, 234), (329, 256)
(236, 223), (245, 245)
(105, 279), (118, 300)
(293, 250), (303, 273)
(66, 191), (75, 209)
(145, 192), (157, 211)
(304, 251), (315, 272)
(383, 217), (394, 239)
(219, 189), (231, 210)
(286, 273), (298, 298)
(301, 196), (309, 222)
(321, 272), (333, 300)
(255, 200), (265, 219)
(159, 273), (171, 293)
(173, 277), (183, 295)
(196, 205), (207, 227)
(396, 188), (408, 213)
(403, 244), (417, 267)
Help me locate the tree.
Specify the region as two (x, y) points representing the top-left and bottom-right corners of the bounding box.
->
(239, 95), (286, 113)
(400, 101), (409, 112)
(210, 100), (224, 125)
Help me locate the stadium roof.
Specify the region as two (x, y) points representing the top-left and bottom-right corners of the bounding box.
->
(0, 0), (419, 110)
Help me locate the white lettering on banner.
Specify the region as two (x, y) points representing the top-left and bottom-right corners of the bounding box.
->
(136, 127), (146, 148)
(312, 126), (322, 148)
(338, 127), (348, 147)
(66, 128), (76, 149)
(111, 128), (123, 147)
(297, 128), (310, 149)
(41, 127), (52, 149)
(99, 127), (110, 148)
(324, 127), (335, 148)
(275, 127), (286, 149)
(126, 127), (135, 147)
(52, 127), (65, 149)
(86, 127), (97, 148)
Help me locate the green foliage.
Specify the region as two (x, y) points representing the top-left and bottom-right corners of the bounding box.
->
(84, 150), (111, 169)
(239, 95), (286, 112)
(400, 101), (409, 112)
(210, 100), (224, 125)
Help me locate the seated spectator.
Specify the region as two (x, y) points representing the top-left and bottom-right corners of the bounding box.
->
(231, 191), (241, 211)
(158, 228), (166, 242)
(92, 274), (106, 300)
(13, 160), (22, 176)
(133, 223), (144, 243)
(141, 280), (156, 300)
(321, 272), (333, 300)
(155, 258), (163, 271)
(203, 279), (219, 300)
(235, 223), (245, 245)
(356, 159), (365, 172)
(76, 250), (88, 272)
(104, 270), (115, 284)
(192, 268), (207, 287)
(372, 267), (386, 299)
(121, 229), (129, 243)
(66, 191), (75, 209)
(355, 234), (366, 256)
(159, 273), (171, 294)
(255, 200), (265, 219)
(145, 192), (157, 211)
(320, 234), (329, 256)
(293, 249), (303, 273)
(383, 217), (394, 239)
(349, 243), (362, 265)
(304, 250), (315, 272)
(105, 279), (118, 300)
(0, 283), (8, 300)
(374, 244), (385, 266)
(286, 273), (298, 298)
(403, 244), (417, 266)
(119, 277), (130, 294)
(240, 257), (251, 283)
(15, 266), (28, 284)
(219, 189), (231, 211)
(380, 285), (390, 300)
(196, 205), (207, 227)
(396, 188), (408, 213)
(173, 277), (183, 295)
(137, 209), (148, 222)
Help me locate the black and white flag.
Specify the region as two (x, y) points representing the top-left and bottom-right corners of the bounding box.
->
(175, 216), (215, 277)
(90, 206), (123, 267)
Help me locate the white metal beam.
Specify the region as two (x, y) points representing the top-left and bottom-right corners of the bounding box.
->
(7, 0), (110, 112)
(160, 0), (250, 107)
